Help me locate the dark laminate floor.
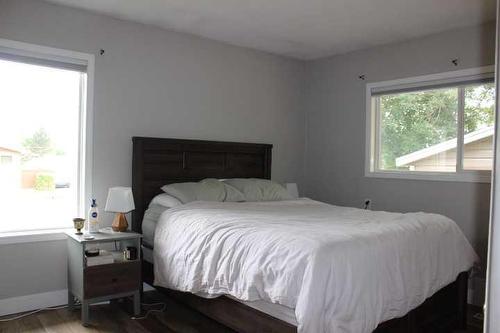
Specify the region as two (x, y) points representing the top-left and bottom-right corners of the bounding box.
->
(0, 291), (483, 333)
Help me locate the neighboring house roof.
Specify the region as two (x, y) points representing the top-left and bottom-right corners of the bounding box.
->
(0, 146), (21, 154)
(395, 126), (494, 167)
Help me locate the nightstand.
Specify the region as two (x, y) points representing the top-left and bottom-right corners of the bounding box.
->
(65, 230), (142, 325)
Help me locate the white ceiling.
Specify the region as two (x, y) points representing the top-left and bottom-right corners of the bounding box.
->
(44, 0), (496, 59)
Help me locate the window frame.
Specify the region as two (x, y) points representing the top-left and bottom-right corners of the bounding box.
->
(0, 38), (94, 238)
(365, 66), (495, 183)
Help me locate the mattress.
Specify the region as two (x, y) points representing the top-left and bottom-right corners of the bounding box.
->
(141, 213), (298, 326)
(142, 204), (168, 248)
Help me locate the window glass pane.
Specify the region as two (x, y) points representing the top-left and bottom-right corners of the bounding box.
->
(0, 59), (83, 233)
(463, 83), (495, 171)
(378, 87), (458, 172)
(1, 155), (13, 164)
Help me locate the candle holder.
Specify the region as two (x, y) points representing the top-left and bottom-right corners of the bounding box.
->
(73, 218), (85, 235)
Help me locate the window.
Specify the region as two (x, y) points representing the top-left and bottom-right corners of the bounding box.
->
(366, 67), (495, 182)
(0, 40), (93, 233)
(1, 155), (13, 164)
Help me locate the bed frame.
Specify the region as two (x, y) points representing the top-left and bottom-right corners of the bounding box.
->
(131, 136), (468, 333)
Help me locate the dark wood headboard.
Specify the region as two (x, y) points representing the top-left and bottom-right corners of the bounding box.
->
(131, 137), (272, 233)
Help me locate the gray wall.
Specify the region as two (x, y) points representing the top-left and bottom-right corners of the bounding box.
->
(0, 0), (305, 300)
(304, 23), (496, 267)
(0, 241), (67, 299)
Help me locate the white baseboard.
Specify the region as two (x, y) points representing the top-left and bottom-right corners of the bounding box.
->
(0, 284), (156, 318)
(0, 289), (67, 317)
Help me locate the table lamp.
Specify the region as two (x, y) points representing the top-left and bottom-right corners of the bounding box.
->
(105, 187), (135, 232)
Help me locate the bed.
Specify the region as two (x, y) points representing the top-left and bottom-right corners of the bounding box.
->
(132, 136), (475, 333)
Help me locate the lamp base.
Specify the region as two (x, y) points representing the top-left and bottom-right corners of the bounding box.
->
(112, 213), (128, 232)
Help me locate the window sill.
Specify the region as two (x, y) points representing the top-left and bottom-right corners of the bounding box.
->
(0, 228), (72, 245)
(365, 170), (492, 183)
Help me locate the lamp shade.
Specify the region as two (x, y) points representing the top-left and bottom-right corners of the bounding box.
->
(105, 187), (135, 213)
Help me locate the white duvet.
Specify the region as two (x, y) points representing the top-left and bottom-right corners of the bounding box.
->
(153, 199), (477, 333)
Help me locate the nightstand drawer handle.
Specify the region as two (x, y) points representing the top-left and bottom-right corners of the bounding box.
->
(111, 278), (118, 283)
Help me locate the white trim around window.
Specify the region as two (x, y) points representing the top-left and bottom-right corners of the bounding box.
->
(365, 66), (495, 183)
(0, 38), (94, 241)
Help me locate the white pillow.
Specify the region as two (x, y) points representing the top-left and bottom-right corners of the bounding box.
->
(160, 179), (244, 204)
(149, 193), (183, 208)
(224, 184), (246, 202)
(285, 183), (299, 199)
(160, 182), (222, 204)
(222, 178), (292, 202)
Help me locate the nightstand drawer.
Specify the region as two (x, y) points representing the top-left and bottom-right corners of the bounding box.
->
(84, 261), (141, 299)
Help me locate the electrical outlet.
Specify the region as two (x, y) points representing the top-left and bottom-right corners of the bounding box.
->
(364, 199), (372, 210)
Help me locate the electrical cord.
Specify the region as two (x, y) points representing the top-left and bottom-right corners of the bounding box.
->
(131, 302), (167, 320)
(364, 200), (371, 210)
(0, 304), (68, 322)
(0, 300), (165, 322)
